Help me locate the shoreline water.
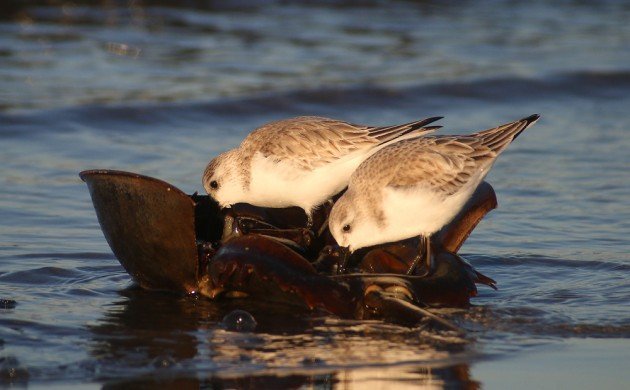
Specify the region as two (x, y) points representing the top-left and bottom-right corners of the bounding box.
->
(1, 1), (628, 387)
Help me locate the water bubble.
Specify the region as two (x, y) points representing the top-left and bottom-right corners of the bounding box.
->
(151, 355), (176, 369)
(220, 309), (257, 332)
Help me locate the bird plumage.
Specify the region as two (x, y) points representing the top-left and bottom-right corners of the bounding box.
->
(329, 114), (540, 273)
(203, 115), (443, 223)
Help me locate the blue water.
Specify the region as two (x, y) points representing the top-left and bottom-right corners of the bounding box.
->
(1, 1), (629, 388)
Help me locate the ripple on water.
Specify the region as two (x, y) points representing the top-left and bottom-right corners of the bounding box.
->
(0, 267), (84, 285)
(0, 299), (17, 309)
(463, 253), (630, 336)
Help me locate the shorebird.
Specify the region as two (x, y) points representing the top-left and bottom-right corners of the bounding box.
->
(328, 114), (540, 275)
(202, 116), (442, 227)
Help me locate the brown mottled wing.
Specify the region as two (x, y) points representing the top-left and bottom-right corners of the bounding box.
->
(247, 117), (374, 170)
(243, 116), (441, 171)
(386, 137), (495, 196)
(351, 136), (493, 197)
(366, 114), (539, 196)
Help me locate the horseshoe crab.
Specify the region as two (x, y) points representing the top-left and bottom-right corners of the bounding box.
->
(80, 169), (497, 328)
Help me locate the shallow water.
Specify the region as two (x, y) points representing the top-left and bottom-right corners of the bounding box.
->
(1, 1), (629, 388)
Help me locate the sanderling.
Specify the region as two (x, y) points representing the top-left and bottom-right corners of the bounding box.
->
(203, 115), (443, 227)
(328, 114), (540, 275)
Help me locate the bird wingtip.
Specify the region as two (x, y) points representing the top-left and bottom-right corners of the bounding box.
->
(523, 113), (541, 124)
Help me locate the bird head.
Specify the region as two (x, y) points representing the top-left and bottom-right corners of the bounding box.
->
(202, 149), (244, 208)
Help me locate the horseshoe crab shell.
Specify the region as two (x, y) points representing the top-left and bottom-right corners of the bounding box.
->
(80, 170), (219, 293)
(80, 169), (498, 315)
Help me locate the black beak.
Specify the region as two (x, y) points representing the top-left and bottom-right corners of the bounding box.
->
(313, 244), (351, 274)
(334, 245), (351, 275)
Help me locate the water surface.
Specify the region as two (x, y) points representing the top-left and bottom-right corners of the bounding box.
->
(1, 1), (629, 388)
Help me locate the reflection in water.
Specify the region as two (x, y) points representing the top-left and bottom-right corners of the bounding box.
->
(89, 288), (479, 388)
(88, 288), (207, 376)
(102, 365), (479, 389)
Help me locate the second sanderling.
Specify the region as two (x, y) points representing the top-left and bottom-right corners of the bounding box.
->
(328, 114), (540, 275)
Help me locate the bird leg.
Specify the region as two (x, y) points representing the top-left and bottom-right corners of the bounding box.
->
(315, 199), (336, 237)
(406, 235), (433, 277)
(317, 214), (330, 237)
(424, 237), (433, 276)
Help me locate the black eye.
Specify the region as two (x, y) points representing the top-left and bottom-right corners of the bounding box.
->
(342, 224), (351, 232)
(210, 180), (218, 189)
